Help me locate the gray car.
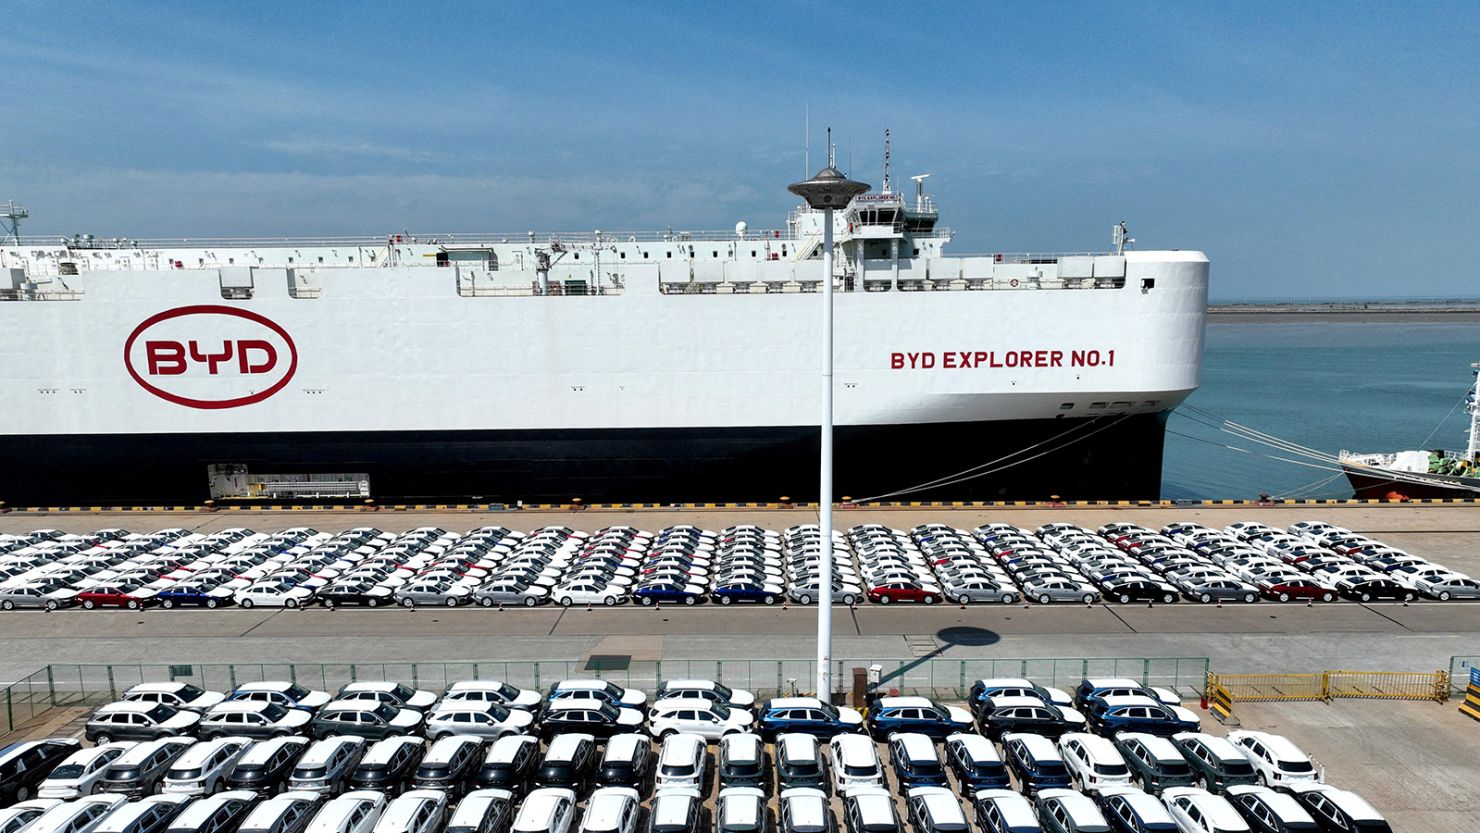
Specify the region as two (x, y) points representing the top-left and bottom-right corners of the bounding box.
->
(0, 581), (78, 610)
(1177, 578), (1259, 604)
(1021, 578), (1100, 605)
(473, 581), (550, 607)
(942, 579), (1019, 605)
(393, 579), (474, 608)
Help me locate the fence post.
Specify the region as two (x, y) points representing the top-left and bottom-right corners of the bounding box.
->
(5, 685), (12, 733)
(45, 665), (56, 707)
(1142, 658), (1150, 686)
(532, 662), (540, 693)
(1320, 672), (1331, 702)
(106, 665), (117, 701)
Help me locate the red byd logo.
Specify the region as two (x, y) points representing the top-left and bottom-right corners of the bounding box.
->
(124, 305), (298, 409)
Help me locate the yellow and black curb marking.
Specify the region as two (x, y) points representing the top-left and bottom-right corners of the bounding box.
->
(1, 497), (1476, 514)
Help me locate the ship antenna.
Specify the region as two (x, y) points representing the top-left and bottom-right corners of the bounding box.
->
(1, 200), (28, 245)
(882, 129), (891, 194)
(804, 102), (810, 179)
(827, 127), (834, 167)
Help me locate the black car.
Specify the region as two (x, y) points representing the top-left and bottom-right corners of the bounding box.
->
(226, 737), (311, 794)
(1337, 579), (1414, 603)
(410, 736), (482, 796)
(598, 734), (653, 790)
(1100, 579), (1178, 605)
(1225, 787), (1321, 833)
(475, 736), (540, 795)
(537, 702), (643, 740)
(1284, 788), (1391, 833)
(943, 735), (1010, 793)
(1001, 735), (1072, 796)
(310, 702), (422, 740)
(1093, 790), (1178, 833)
(717, 734), (771, 793)
(775, 735), (828, 791)
(0, 738), (82, 804)
(316, 582), (394, 608)
(535, 734), (597, 791)
(976, 698), (1083, 740)
(349, 737), (425, 792)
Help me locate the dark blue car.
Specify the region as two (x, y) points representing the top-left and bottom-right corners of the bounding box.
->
(756, 697), (865, 740)
(710, 582), (782, 605)
(1085, 697), (1191, 737)
(865, 696), (974, 740)
(633, 582), (705, 606)
(155, 583), (234, 608)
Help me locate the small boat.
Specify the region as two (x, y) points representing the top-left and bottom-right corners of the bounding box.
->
(1340, 362), (1480, 499)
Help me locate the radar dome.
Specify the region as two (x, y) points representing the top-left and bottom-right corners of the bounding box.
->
(735, 221), (748, 238)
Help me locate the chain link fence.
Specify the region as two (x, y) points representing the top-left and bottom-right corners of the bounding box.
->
(2, 656), (1211, 735)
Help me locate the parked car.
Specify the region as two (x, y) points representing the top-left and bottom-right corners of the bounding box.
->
(228, 683), (333, 713)
(509, 789), (576, 833)
(535, 734), (597, 792)
(1034, 789), (1109, 833)
(424, 702), (535, 741)
(1161, 788), (1251, 833)
(1224, 732), (1320, 788)
(225, 736), (312, 795)
(86, 703), (201, 743)
(1282, 785), (1390, 833)
(410, 737), (482, 796)
(598, 733), (653, 791)
(120, 683), (225, 713)
(757, 698), (865, 740)
(904, 786), (969, 833)
(349, 737), (425, 793)
(1001, 734), (1073, 797)
(1090, 786), (1177, 833)
(335, 683), (437, 711)
(161, 736), (254, 796)
(649, 699), (753, 740)
(1170, 735), (1259, 794)
(539, 701), (645, 739)
(288, 737), (366, 796)
(98, 739), (196, 798)
(199, 703), (313, 740)
(36, 743), (133, 799)
(1222, 786), (1319, 833)
(977, 697), (1086, 740)
(775, 734), (828, 792)
(445, 789), (516, 833)
(1, 739), (84, 803)
(1113, 734), (1197, 795)
(474, 736), (541, 795)
(165, 791), (263, 833)
(311, 701), (424, 740)
(865, 697), (973, 741)
(237, 791), (323, 833)
(971, 789), (1040, 833)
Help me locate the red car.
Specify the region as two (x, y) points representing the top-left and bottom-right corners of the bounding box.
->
(1258, 579), (1336, 603)
(867, 582), (943, 605)
(77, 583), (156, 610)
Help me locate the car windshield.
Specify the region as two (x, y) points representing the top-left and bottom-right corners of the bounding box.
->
(48, 764), (85, 779)
(178, 684), (204, 698)
(374, 704), (401, 721)
(261, 703), (288, 721)
(284, 684), (310, 700)
(390, 684), (415, 700)
(146, 704), (178, 722)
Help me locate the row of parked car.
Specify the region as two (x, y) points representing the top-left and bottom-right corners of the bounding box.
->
(0, 673), (1389, 833)
(0, 519), (1467, 611)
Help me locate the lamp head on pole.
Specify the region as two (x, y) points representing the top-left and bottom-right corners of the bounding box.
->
(788, 165), (870, 211)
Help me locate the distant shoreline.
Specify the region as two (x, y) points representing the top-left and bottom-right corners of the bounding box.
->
(1209, 302), (1480, 322)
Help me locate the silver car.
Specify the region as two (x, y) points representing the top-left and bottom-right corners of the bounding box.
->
(0, 580), (78, 610)
(473, 581), (550, 607)
(942, 579), (1019, 605)
(1021, 578), (1100, 605)
(1178, 578), (1259, 603)
(1416, 576), (1480, 600)
(394, 578), (474, 607)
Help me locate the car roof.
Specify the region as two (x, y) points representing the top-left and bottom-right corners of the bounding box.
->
(1100, 695), (1162, 708)
(301, 736), (362, 765)
(973, 790), (1036, 825)
(777, 734), (819, 759)
(603, 734), (649, 760)
(1064, 734), (1120, 759)
(652, 789), (700, 826)
(1178, 791), (1246, 826)
(893, 733), (937, 760)
(768, 697), (823, 708)
(877, 696), (933, 708)
(1004, 734), (1060, 759)
(659, 734), (705, 763)
(1236, 732), (1308, 761)
(546, 734), (594, 759)
(363, 736), (421, 765)
(1322, 790), (1383, 821)
(173, 738), (241, 767)
(128, 682), (191, 693)
(97, 701), (165, 714)
(1119, 734), (1183, 761)
(984, 696), (1045, 708)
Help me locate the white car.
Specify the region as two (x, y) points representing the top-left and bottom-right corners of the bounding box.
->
(1162, 787), (1251, 833)
(36, 744), (134, 798)
(552, 582), (626, 607)
(654, 680), (756, 708)
(305, 791), (387, 833)
(578, 787), (640, 833)
(648, 699), (753, 740)
(1225, 731), (1320, 787)
(424, 703), (535, 740)
(1058, 734), (1134, 792)
(830, 733), (885, 794)
(234, 581), (316, 609)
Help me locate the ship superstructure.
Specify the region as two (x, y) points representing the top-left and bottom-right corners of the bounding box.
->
(0, 164), (1208, 504)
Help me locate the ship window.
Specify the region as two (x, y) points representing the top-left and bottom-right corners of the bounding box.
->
(318, 256), (324, 263)
(667, 252), (672, 259)
(1142, 400), (1159, 407)
(643, 252), (649, 258)
(288, 257), (294, 263)
(348, 257), (354, 263)
(712, 251), (718, 258)
(1060, 403), (1075, 411)
(1090, 402), (1108, 410)
(913, 248), (920, 256)
(574, 253), (580, 260)
(228, 258), (235, 265)
(751, 250), (756, 257)
(620, 252), (626, 259)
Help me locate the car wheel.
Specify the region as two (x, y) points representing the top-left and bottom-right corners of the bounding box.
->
(1162, 594), (1176, 604)
(1198, 593), (1212, 604)
(446, 598), (459, 608)
(1038, 594), (1051, 605)
(1, 599), (15, 610)
(719, 596), (733, 605)
(1277, 592), (1291, 603)
(13, 786), (29, 802)
(126, 600), (140, 610)
(1258, 772), (1268, 787)
(1118, 594), (1131, 604)
(560, 597), (573, 607)
(764, 595), (777, 605)
(1403, 592), (1415, 602)
(957, 594), (972, 605)
(640, 596), (655, 607)
(660, 729), (677, 740)
(1321, 592), (1335, 603)
(1243, 593), (1257, 604)
(44, 600), (59, 611)
(842, 594), (858, 606)
(1360, 593), (1372, 603)
(94, 734), (112, 744)
(798, 594), (812, 605)
(285, 599), (299, 609)
(366, 599), (379, 608)
(239, 599), (253, 609)
(1197, 776), (1208, 791)
(401, 598), (415, 608)
(82, 600), (97, 610)
(683, 596), (697, 606)
(1082, 594), (1096, 605)
(923, 595), (936, 605)
(479, 597), (495, 608)
(321, 599), (335, 609)
(1439, 591), (1452, 601)
(604, 596), (618, 607)
(161, 599), (175, 609)
(524, 597), (538, 607)
(1001, 594), (1016, 604)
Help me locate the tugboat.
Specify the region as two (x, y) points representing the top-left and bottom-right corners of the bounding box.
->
(1340, 362), (1480, 499)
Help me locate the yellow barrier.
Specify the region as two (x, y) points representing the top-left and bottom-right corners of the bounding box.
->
(1210, 670), (1450, 705)
(1208, 683), (1235, 722)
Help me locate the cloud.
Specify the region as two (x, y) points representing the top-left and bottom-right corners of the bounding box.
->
(263, 138), (443, 163)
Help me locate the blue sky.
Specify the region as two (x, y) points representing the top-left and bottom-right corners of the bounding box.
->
(2, 1), (1475, 300)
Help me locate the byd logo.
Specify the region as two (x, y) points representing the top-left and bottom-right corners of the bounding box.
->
(124, 305), (298, 409)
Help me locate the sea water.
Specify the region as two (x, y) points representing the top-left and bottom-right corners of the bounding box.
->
(1162, 318), (1480, 499)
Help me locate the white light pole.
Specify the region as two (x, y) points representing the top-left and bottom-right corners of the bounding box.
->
(789, 143), (869, 703)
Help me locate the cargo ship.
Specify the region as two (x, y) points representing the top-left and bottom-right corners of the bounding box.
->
(1340, 362), (1480, 500)
(0, 163), (1208, 504)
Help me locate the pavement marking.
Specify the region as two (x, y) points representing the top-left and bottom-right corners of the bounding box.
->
(238, 610), (283, 638)
(1102, 604), (1141, 634)
(1359, 603), (1414, 631)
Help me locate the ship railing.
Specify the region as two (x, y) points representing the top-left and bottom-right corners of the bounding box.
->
(659, 275), (1114, 294)
(952, 251), (1111, 263)
(11, 228), (801, 250)
(456, 281), (623, 297)
(0, 288), (83, 301)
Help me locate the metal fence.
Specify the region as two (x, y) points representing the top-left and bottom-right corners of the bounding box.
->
(1, 656), (1210, 735)
(1209, 670), (1450, 705)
